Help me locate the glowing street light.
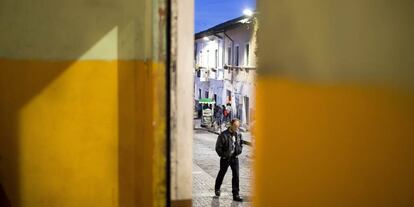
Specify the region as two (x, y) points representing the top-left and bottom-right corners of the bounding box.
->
(243, 8), (253, 17)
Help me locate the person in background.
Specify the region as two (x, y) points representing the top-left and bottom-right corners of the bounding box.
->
(214, 105), (222, 131)
(223, 105), (229, 123)
(226, 103), (232, 122)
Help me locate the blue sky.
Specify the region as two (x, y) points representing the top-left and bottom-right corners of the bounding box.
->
(195, 0), (256, 33)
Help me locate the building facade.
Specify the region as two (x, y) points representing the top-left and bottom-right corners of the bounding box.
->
(194, 15), (257, 129)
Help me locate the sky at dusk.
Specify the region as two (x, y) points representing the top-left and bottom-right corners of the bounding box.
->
(195, 0), (256, 33)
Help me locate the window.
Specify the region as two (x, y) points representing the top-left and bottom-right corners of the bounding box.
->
(194, 43), (198, 62)
(226, 90), (232, 103)
(235, 46), (240, 66)
(207, 50), (209, 68)
(215, 49), (218, 68)
(205, 91), (209, 98)
(198, 89), (201, 99)
(245, 44), (250, 66)
(244, 96), (250, 124)
(213, 94), (217, 103)
(227, 47), (231, 65)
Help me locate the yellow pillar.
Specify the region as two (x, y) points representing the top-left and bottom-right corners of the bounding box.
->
(255, 0), (414, 206)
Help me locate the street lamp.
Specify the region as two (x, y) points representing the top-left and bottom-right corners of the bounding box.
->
(243, 8), (253, 17)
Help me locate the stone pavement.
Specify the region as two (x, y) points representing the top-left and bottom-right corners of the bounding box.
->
(193, 129), (253, 207)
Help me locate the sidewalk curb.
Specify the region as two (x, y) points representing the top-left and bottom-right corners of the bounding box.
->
(194, 127), (252, 146)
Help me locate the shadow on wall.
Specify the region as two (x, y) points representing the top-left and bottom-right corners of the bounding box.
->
(0, 183), (11, 207)
(0, 0), (155, 206)
(0, 66), (69, 206)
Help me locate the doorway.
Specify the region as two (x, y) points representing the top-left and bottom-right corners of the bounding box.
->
(244, 96), (250, 125)
(191, 0), (257, 206)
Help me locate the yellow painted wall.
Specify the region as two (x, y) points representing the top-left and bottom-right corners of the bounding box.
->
(254, 0), (414, 206)
(255, 78), (414, 206)
(0, 60), (118, 206)
(0, 0), (167, 206)
(0, 60), (166, 207)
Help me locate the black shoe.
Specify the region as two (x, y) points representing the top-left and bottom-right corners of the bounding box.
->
(215, 190), (221, 197)
(233, 195), (243, 202)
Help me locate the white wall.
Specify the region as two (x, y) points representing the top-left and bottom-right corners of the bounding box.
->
(195, 37), (223, 70)
(225, 22), (256, 67)
(194, 20), (257, 127)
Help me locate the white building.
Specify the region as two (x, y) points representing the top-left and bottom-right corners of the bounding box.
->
(194, 15), (257, 129)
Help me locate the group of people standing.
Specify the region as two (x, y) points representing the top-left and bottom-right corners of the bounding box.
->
(213, 103), (233, 130)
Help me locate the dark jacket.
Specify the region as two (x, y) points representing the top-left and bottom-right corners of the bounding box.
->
(215, 128), (243, 158)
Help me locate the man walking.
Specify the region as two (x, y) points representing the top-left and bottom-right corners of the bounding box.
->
(214, 119), (244, 202)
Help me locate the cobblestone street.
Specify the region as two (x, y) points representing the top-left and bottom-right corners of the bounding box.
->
(193, 129), (253, 207)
